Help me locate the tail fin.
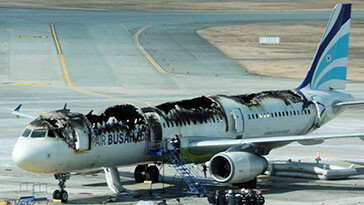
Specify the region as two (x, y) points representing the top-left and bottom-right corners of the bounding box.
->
(297, 4), (351, 91)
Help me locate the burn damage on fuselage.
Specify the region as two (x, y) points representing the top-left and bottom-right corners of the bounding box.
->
(155, 96), (226, 126)
(29, 109), (94, 151)
(86, 104), (148, 144)
(27, 90), (307, 153)
(221, 90), (306, 107)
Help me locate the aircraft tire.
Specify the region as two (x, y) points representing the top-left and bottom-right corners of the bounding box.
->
(147, 165), (159, 183)
(60, 190), (68, 203)
(134, 165), (147, 183)
(53, 190), (60, 199)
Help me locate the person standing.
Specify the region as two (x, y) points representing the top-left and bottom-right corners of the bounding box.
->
(256, 190), (265, 205)
(225, 190), (236, 205)
(169, 135), (181, 154)
(207, 191), (217, 204)
(216, 190), (226, 205)
(246, 189), (257, 205)
(235, 190), (243, 205)
(202, 163), (208, 178)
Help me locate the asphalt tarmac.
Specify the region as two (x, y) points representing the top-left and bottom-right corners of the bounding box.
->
(1, 8), (364, 204)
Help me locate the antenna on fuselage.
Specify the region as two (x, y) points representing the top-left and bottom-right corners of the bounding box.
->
(63, 103), (67, 110)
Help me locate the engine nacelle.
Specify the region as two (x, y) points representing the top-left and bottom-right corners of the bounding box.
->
(209, 151), (268, 184)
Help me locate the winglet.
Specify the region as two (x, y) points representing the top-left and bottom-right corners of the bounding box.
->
(12, 104), (38, 119)
(14, 104), (22, 112)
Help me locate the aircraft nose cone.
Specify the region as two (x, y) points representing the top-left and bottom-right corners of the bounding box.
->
(12, 139), (39, 172)
(12, 140), (28, 168)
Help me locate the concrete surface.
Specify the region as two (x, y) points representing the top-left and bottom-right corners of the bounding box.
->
(0, 8), (364, 204)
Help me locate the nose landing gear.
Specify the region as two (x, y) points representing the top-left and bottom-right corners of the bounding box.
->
(53, 173), (70, 203)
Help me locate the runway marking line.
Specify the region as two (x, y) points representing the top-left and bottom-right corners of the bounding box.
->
(50, 23), (151, 107)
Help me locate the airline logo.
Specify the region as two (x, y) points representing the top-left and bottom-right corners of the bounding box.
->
(95, 132), (146, 146)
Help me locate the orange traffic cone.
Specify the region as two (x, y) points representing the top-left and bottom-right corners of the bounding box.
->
(316, 152), (321, 161)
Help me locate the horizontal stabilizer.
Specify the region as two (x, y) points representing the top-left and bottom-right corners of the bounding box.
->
(333, 100), (364, 107)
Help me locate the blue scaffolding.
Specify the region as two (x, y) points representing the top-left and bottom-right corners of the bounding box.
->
(2, 182), (49, 205)
(146, 139), (207, 196)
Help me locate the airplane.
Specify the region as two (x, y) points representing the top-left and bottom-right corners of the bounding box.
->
(11, 3), (364, 203)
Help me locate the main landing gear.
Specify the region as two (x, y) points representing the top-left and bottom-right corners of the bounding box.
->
(53, 173), (70, 203)
(134, 165), (159, 183)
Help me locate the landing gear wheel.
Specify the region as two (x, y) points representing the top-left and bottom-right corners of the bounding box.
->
(134, 165), (147, 183)
(147, 165), (159, 183)
(60, 190), (68, 203)
(53, 190), (60, 199)
(53, 173), (70, 202)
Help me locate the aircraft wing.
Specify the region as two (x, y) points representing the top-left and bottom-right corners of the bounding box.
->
(188, 133), (364, 154)
(334, 100), (364, 108)
(12, 104), (38, 119)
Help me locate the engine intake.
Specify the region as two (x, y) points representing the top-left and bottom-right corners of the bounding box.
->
(209, 151), (268, 184)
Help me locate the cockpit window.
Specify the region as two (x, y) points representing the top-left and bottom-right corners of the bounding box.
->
(22, 129), (31, 138)
(30, 129), (46, 138)
(47, 130), (56, 138)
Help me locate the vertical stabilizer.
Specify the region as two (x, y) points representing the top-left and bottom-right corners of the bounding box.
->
(297, 4), (351, 90)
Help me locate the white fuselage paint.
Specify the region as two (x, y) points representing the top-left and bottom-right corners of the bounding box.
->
(12, 89), (352, 174)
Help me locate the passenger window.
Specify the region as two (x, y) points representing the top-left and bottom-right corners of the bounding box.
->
(275, 112), (278, 117)
(282, 112), (285, 117)
(278, 112), (281, 117)
(248, 114), (251, 120)
(286, 111), (289, 116)
(290, 111), (293, 116)
(293, 111), (296, 115)
(30, 129), (46, 138)
(297, 110), (300, 115)
(308, 109), (311, 114)
(22, 129), (31, 137)
(162, 123), (166, 128)
(255, 114), (259, 119)
(271, 113), (274, 118)
(47, 130), (56, 138)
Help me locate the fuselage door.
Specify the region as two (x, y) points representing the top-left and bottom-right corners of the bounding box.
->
(232, 108), (244, 133)
(75, 128), (90, 151)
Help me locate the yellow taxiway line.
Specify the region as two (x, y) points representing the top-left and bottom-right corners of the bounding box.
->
(50, 23), (151, 107)
(0, 56), (59, 68)
(134, 26), (167, 74)
(134, 26), (220, 79)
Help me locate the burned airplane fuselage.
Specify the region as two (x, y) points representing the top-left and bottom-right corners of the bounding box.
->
(15, 89), (333, 173)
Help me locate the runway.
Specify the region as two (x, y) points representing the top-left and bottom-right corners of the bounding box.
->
(1, 8), (364, 204)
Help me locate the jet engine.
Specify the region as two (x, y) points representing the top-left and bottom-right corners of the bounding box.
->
(209, 151), (268, 184)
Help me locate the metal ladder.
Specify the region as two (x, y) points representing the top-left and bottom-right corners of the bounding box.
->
(167, 149), (207, 196)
